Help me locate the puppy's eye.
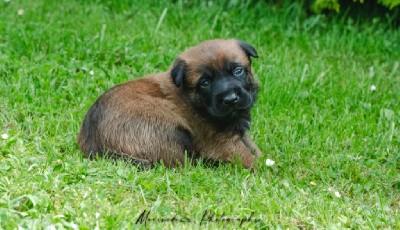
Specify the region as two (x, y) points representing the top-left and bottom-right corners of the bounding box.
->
(200, 78), (210, 88)
(233, 67), (244, 76)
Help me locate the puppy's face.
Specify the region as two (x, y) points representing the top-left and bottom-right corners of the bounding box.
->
(171, 39), (259, 123)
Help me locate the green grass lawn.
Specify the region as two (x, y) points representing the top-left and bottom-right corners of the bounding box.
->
(1, 0), (399, 229)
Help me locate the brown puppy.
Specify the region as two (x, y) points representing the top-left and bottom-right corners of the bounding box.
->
(78, 39), (262, 170)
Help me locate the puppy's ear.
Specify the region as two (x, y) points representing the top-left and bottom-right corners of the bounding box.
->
(237, 40), (258, 58)
(171, 58), (187, 87)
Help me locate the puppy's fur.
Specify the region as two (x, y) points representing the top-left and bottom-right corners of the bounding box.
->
(78, 39), (262, 170)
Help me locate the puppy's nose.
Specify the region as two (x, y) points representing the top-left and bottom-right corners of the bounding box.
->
(223, 93), (239, 105)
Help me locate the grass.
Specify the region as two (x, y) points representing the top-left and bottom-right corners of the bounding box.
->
(0, 0), (399, 228)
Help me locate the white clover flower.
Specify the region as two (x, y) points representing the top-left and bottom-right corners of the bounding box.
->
(57, 159), (63, 164)
(83, 191), (89, 198)
(118, 180), (123, 186)
(265, 158), (275, 166)
(89, 70), (94, 76)
(45, 225), (57, 230)
(328, 187), (342, 198)
(370, 85), (376, 91)
(1, 133), (9, 140)
(310, 181), (317, 186)
(17, 9), (24, 15)
(334, 191), (341, 198)
(70, 223), (79, 230)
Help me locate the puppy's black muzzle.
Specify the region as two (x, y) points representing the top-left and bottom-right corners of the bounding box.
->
(204, 77), (255, 120)
(216, 84), (252, 112)
(222, 92), (239, 106)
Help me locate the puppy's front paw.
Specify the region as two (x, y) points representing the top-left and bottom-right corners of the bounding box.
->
(252, 147), (263, 157)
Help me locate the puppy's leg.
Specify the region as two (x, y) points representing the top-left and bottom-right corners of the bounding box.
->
(221, 142), (255, 170)
(79, 90), (194, 168)
(159, 126), (194, 168)
(104, 123), (193, 168)
(199, 134), (255, 170)
(242, 132), (263, 157)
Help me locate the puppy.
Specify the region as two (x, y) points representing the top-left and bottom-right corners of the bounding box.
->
(78, 39), (262, 170)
